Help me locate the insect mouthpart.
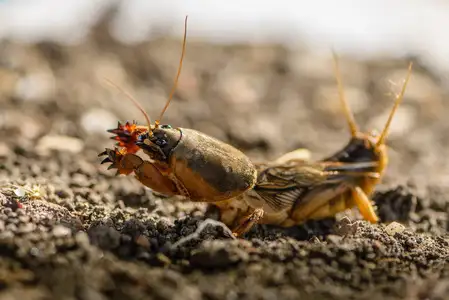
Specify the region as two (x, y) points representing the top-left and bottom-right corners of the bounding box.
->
(135, 133), (152, 148)
(135, 131), (172, 161)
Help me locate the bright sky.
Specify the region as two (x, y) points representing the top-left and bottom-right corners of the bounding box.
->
(0, 0), (448, 81)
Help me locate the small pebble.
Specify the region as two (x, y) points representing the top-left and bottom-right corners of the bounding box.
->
(14, 70), (55, 102)
(30, 247), (40, 257)
(75, 231), (91, 248)
(0, 142), (11, 158)
(71, 173), (90, 188)
(18, 215), (30, 223)
(52, 225), (72, 238)
(80, 108), (117, 135)
(36, 135), (84, 155)
(18, 223), (35, 234)
(385, 222), (406, 236)
(6, 223), (17, 232)
(14, 187), (26, 197)
(326, 234), (343, 244)
(135, 235), (151, 249)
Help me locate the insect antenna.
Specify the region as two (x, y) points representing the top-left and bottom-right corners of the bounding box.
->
(155, 15), (189, 128)
(332, 51), (359, 137)
(376, 62), (413, 146)
(104, 78), (154, 137)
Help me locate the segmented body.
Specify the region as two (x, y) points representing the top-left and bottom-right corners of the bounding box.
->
(101, 55), (412, 236)
(211, 145), (380, 230)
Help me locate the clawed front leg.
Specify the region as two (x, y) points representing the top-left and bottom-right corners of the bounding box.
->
(99, 148), (137, 175)
(99, 148), (183, 197)
(107, 121), (149, 154)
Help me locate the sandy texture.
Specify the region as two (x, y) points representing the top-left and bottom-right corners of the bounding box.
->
(0, 21), (448, 300)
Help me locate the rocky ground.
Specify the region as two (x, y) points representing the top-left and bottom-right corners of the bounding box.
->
(0, 20), (449, 300)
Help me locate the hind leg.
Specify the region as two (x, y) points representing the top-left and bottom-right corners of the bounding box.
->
(351, 186), (379, 223)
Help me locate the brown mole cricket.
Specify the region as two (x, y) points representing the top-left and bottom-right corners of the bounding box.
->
(100, 16), (413, 237)
(213, 55), (413, 236)
(99, 16), (257, 206)
(98, 18), (357, 237)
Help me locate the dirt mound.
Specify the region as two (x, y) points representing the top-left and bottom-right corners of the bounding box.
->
(0, 21), (448, 299)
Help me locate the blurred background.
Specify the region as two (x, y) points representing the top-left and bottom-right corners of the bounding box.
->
(1, 0), (448, 187)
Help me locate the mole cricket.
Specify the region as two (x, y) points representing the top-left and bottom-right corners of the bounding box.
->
(99, 16), (413, 236)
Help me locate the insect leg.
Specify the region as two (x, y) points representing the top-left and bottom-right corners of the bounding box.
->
(231, 208), (264, 237)
(290, 183), (349, 223)
(305, 193), (347, 220)
(134, 162), (179, 196)
(351, 186), (379, 223)
(100, 148), (180, 196)
(167, 173), (191, 198)
(99, 148), (138, 175)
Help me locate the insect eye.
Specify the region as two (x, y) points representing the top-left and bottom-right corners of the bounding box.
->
(155, 139), (167, 146)
(161, 124), (172, 129)
(138, 133), (147, 141)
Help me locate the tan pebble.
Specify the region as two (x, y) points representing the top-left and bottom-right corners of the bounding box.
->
(385, 221), (405, 236)
(52, 225), (72, 238)
(80, 108), (118, 135)
(14, 70), (56, 102)
(135, 235), (151, 249)
(290, 52), (333, 81)
(36, 135), (84, 155)
(315, 85), (369, 115)
(0, 142), (11, 158)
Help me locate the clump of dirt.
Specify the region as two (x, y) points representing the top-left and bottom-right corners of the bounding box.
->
(0, 18), (448, 300)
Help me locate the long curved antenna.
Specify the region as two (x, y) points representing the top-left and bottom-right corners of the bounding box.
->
(332, 51), (359, 137)
(155, 15), (189, 128)
(104, 78), (153, 137)
(376, 62), (413, 146)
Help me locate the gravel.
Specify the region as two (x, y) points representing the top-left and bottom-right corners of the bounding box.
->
(0, 20), (448, 300)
